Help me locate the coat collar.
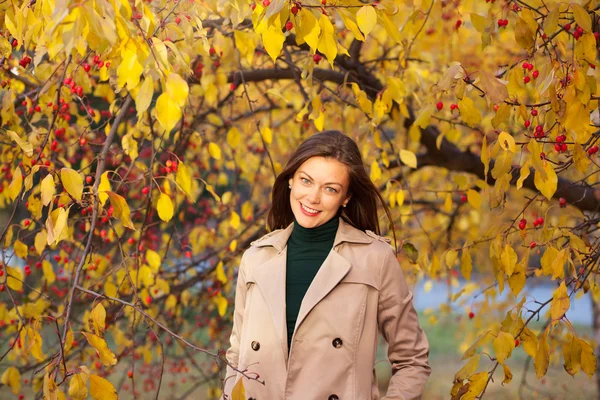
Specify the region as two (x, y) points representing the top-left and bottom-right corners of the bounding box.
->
(251, 216), (373, 251)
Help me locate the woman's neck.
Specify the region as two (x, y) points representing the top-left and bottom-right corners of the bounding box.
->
(289, 216), (339, 243)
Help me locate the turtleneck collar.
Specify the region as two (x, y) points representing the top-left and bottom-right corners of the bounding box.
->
(289, 216), (339, 243)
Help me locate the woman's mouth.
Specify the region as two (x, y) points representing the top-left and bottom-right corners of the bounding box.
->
(300, 203), (321, 216)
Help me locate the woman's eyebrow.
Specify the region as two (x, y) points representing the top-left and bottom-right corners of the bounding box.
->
(298, 170), (343, 187)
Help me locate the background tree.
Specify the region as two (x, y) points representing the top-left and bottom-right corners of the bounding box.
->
(0, 0), (599, 398)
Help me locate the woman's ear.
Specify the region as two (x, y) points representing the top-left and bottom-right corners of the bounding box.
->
(288, 177), (293, 187)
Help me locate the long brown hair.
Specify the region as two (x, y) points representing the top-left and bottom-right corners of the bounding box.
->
(266, 130), (395, 241)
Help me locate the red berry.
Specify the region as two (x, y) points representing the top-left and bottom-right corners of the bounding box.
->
(519, 221), (526, 230)
(532, 70), (539, 79)
(524, 120), (531, 128)
(128, 370), (133, 378)
(588, 145), (598, 155)
(529, 241), (536, 249)
(93, 55), (100, 64)
(80, 138), (87, 146)
(531, 109), (538, 116)
(515, 339), (520, 347)
(559, 197), (567, 207)
(262, 0), (270, 6)
(142, 186), (150, 195)
(321, 0), (326, 4)
(146, 295), (152, 304)
(450, 103), (458, 111)
(285, 21), (293, 31)
(468, 311), (475, 319)
(564, 23), (571, 31)
(523, 76), (531, 84)
(83, 63), (91, 72)
(100, 229), (107, 238)
(12, 39), (19, 47)
(209, 47), (216, 56)
(128, 237), (135, 244)
(86, 176), (93, 184)
(460, 194), (467, 203)
(436, 101), (444, 111)
(23, 219), (31, 227)
(175, 16), (181, 24)
(251, 2), (256, 9)
(522, 62), (529, 69)
(230, 83), (237, 91)
(455, 20), (462, 29)
(313, 53), (322, 63)
(291, 4), (299, 14)
(560, 143), (567, 152)
(595, 32), (599, 40)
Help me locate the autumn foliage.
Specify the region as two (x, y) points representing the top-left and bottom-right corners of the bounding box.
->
(0, 0), (599, 398)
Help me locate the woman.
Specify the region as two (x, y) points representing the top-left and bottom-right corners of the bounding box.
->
(222, 130), (431, 399)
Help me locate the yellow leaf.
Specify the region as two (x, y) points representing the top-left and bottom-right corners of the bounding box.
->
(227, 127), (241, 148)
(90, 303), (106, 337)
(230, 211), (240, 229)
(399, 149), (417, 168)
(98, 171), (111, 207)
(43, 370), (63, 400)
(463, 371), (488, 399)
(89, 374), (117, 400)
(7, 167), (23, 201)
(492, 103), (511, 129)
(7, 130), (34, 157)
(216, 261), (227, 284)
(262, 23), (285, 62)
(41, 174), (55, 206)
(60, 168), (83, 202)
(502, 363), (513, 385)
(534, 331), (550, 378)
(563, 334), (582, 376)
(470, 13), (486, 32)
(64, 329), (75, 353)
(35, 231), (47, 256)
(261, 126), (272, 144)
(214, 292), (227, 316)
(6, 266), (23, 291)
(46, 207), (69, 246)
(166, 73), (189, 107)
(14, 240), (27, 259)
(541, 247), (558, 276)
(534, 161), (557, 200)
(544, 5), (559, 36)
(176, 162), (192, 197)
(155, 92), (182, 132)
(571, 4), (591, 33)
(230, 239), (238, 252)
(208, 142), (222, 160)
(356, 5), (377, 37)
(493, 331), (515, 364)
(445, 249), (458, 268)
(508, 263), (525, 296)
(43, 260), (56, 284)
(117, 46), (143, 90)
(82, 333), (117, 366)
(157, 193), (174, 222)
(1, 366), (21, 394)
(520, 326), (538, 358)
(317, 14), (337, 64)
(68, 373), (88, 400)
(121, 132), (138, 161)
(515, 16), (535, 49)
(461, 249), (472, 280)
(26, 326), (45, 361)
(550, 281), (570, 321)
(135, 75), (154, 116)
(458, 97), (482, 127)
(516, 161), (530, 190)
(481, 136), (490, 180)
(580, 338), (597, 377)
(467, 189), (481, 210)
(138, 265), (155, 287)
(104, 281), (117, 298)
(500, 244), (517, 276)
(455, 354), (479, 381)
(462, 330), (491, 360)
(338, 10), (365, 41)
(370, 160), (382, 181)
(498, 132), (516, 153)
(231, 379), (245, 400)
(106, 192), (135, 229)
(146, 249), (161, 273)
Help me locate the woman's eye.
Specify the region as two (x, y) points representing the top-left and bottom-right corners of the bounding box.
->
(301, 178), (310, 184)
(326, 187), (337, 193)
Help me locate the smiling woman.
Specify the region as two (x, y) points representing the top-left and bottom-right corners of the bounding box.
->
(222, 130), (431, 400)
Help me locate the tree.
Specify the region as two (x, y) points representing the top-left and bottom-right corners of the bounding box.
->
(0, 0), (599, 398)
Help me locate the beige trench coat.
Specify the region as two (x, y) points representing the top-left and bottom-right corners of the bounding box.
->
(222, 217), (431, 400)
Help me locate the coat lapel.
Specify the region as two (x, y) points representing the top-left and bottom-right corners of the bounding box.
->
(293, 249), (351, 334)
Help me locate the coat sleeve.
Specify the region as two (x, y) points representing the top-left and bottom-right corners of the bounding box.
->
(378, 247), (431, 400)
(221, 252), (249, 399)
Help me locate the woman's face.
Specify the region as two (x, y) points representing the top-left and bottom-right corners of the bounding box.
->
(288, 156), (351, 229)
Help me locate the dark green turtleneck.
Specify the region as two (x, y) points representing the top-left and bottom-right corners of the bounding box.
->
(285, 216), (339, 351)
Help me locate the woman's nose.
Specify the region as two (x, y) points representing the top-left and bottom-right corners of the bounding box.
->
(306, 187), (320, 204)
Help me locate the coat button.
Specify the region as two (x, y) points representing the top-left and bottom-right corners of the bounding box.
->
(332, 338), (343, 348)
(251, 341), (260, 351)
(328, 395), (339, 400)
